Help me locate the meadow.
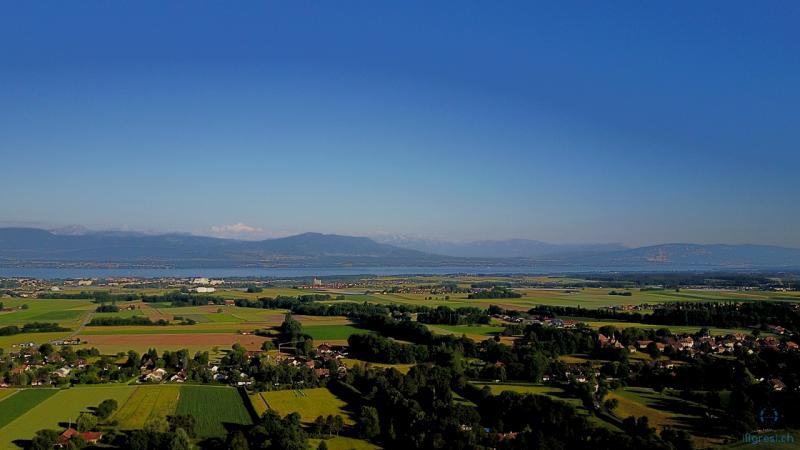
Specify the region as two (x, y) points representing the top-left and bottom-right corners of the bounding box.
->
(0, 389), (58, 430)
(470, 381), (620, 431)
(175, 385), (252, 438)
(112, 385), (182, 429)
(257, 388), (354, 425)
(0, 388), (18, 402)
(341, 358), (414, 374)
(303, 324), (368, 342)
(470, 382), (564, 396)
(308, 436), (381, 450)
(606, 387), (723, 447)
(0, 386), (134, 449)
(423, 323), (504, 340)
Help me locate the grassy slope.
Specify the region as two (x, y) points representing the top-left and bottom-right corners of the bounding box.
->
(259, 388), (354, 425)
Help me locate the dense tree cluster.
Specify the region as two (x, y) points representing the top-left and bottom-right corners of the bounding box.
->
(95, 303), (120, 312)
(0, 322), (68, 336)
(347, 333), (428, 364)
(43, 291), (139, 302)
(467, 287), (522, 299)
(88, 317), (169, 326)
(417, 306), (489, 325)
(530, 301), (800, 329)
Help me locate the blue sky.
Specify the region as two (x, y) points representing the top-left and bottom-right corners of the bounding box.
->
(1, 2), (798, 246)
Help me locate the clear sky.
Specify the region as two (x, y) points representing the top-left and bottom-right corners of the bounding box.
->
(1, 2), (798, 246)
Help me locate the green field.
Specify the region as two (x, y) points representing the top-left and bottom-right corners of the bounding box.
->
(0, 388), (18, 402)
(0, 299), (94, 327)
(0, 389), (58, 430)
(308, 436), (381, 450)
(0, 385), (254, 446)
(0, 386), (134, 449)
(607, 387), (722, 447)
(471, 382), (564, 396)
(249, 392), (269, 417)
(367, 287), (800, 312)
(567, 317), (758, 336)
(175, 385), (252, 438)
(470, 381), (619, 431)
(303, 324), (368, 341)
(425, 324), (505, 338)
(258, 388), (354, 425)
(113, 385), (182, 429)
(341, 358), (414, 374)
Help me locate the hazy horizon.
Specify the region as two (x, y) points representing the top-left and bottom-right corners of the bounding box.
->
(4, 222), (800, 250)
(2, 2), (798, 247)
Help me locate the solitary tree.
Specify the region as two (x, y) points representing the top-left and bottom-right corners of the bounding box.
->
(96, 399), (118, 420)
(76, 412), (97, 432)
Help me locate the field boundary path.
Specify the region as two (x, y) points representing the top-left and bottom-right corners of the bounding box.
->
(59, 308), (95, 342)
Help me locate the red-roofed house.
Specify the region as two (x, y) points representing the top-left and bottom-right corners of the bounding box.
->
(58, 428), (103, 446)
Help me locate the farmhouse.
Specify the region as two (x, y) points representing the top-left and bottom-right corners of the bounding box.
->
(58, 428), (103, 446)
(141, 367), (167, 382)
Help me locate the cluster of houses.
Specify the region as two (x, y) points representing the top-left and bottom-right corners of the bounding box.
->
(598, 304), (655, 312)
(297, 278), (360, 290)
(0, 348), (92, 387)
(137, 343), (351, 386)
(493, 313), (583, 330)
(274, 343), (350, 379)
(597, 330), (799, 356)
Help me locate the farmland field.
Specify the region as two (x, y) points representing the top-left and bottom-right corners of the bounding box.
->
(341, 358), (414, 374)
(470, 381), (619, 431)
(0, 389), (58, 430)
(0, 386), (134, 449)
(606, 387), (722, 447)
(258, 388), (354, 425)
(249, 392), (269, 417)
(470, 382), (565, 396)
(308, 436), (381, 450)
(303, 324), (368, 341)
(367, 287), (800, 312)
(1, 280), (797, 448)
(0, 388), (18, 402)
(564, 318), (758, 336)
(425, 324), (505, 339)
(0, 298), (93, 332)
(113, 385), (182, 429)
(175, 385), (252, 438)
(76, 332), (270, 353)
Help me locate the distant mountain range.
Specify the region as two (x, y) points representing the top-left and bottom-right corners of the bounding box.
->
(1, 227), (800, 270)
(373, 236), (627, 258)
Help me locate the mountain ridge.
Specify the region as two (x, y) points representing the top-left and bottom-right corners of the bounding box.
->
(1, 228), (800, 269)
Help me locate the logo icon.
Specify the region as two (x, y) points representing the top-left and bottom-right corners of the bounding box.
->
(758, 407), (780, 428)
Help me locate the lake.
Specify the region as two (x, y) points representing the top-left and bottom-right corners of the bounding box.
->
(0, 264), (709, 279)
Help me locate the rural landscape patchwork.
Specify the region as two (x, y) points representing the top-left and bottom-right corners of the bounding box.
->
(0, 273), (798, 449)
